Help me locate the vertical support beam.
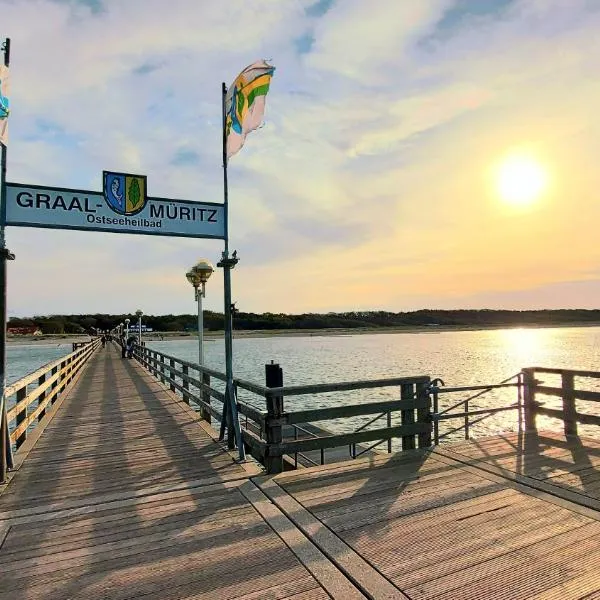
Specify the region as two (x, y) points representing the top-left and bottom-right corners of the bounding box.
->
(0, 400), (8, 482)
(15, 385), (27, 449)
(182, 364), (189, 404)
(159, 355), (165, 384)
(202, 372), (211, 423)
(0, 39), (14, 482)
(50, 365), (58, 404)
(169, 358), (175, 392)
(264, 362), (284, 474)
(432, 386), (439, 445)
(416, 379), (432, 448)
(522, 368), (537, 432)
(37, 373), (46, 421)
(58, 360), (66, 400)
(562, 371), (577, 436)
(401, 382), (416, 450)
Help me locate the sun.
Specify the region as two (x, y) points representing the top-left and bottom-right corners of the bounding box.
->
(495, 154), (548, 206)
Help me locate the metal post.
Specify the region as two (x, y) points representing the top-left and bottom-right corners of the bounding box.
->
(138, 315), (142, 345)
(0, 38), (14, 482)
(218, 81), (244, 460)
(197, 283), (204, 367)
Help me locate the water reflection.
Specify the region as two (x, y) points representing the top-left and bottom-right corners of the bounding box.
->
(147, 326), (600, 444)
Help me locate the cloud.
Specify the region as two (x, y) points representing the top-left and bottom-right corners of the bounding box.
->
(1, 0), (599, 316)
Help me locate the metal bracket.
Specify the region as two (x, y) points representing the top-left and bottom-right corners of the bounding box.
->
(217, 250), (239, 270)
(0, 248), (14, 261)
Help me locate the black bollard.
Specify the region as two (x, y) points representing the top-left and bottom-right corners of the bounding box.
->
(264, 361), (284, 474)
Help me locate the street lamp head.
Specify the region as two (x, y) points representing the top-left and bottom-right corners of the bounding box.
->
(125, 318), (130, 325)
(192, 259), (214, 285)
(186, 269), (198, 288)
(135, 309), (143, 317)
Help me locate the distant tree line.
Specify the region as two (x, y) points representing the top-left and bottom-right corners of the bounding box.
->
(7, 309), (600, 334)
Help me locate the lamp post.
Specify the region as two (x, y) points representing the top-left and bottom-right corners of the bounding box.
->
(186, 259), (214, 367)
(125, 318), (130, 340)
(135, 309), (143, 345)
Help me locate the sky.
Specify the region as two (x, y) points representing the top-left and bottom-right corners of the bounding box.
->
(1, 0), (600, 317)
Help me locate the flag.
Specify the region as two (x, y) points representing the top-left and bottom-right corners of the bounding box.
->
(0, 63), (9, 146)
(225, 60), (275, 159)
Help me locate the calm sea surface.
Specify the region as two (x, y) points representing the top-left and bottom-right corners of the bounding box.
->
(146, 326), (600, 443)
(7, 328), (600, 444)
(7, 344), (73, 384)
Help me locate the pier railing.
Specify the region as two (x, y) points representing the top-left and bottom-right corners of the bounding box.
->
(522, 367), (600, 436)
(1, 338), (100, 482)
(134, 345), (432, 473)
(133, 344), (600, 473)
(430, 373), (523, 443)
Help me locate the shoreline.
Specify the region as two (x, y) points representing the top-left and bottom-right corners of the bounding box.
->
(7, 321), (600, 345)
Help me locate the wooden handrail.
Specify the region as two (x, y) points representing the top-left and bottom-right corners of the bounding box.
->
(133, 344), (434, 474)
(5, 339), (101, 448)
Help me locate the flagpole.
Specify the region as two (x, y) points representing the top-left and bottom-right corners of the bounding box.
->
(0, 38), (14, 483)
(218, 82), (244, 460)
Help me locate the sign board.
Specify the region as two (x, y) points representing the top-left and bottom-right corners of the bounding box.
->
(2, 171), (225, 239)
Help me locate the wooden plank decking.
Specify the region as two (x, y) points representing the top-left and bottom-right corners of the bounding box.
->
(3, 345), (600, 598)
(0, 347), (355, 600)
(437, 430), (600, 509)
(260, 446), (600, 599)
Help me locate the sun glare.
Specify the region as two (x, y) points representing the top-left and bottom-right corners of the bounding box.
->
(496, 154), (548, 206)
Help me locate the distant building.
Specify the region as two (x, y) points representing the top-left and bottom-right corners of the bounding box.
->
(8, 326), (43, 336)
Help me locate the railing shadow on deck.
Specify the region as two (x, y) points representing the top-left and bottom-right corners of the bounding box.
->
(132, 346), (600, 491)
(1, 337), (101, 483)
(134, 344), (436, 475)
(445, 367), (600, 500)
(2, 343), (302, 600)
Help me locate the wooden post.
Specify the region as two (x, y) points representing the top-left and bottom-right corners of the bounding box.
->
(159, 355), (165, 384)
(522, 368), (537, 432)
(562, 371), (577, 436)
(15, 385), (27, 448)
(182, 365), (189, 404)
(169, 358), (176, 392)
(0, 400), (7, 482)
(416, 380), (432, 448)
(264, 362), (284, 474)
(50, 365), (58, 404)
(202, 372), (211, 423)
(401, 382), (416, 450)
(37, 373), (46, 421)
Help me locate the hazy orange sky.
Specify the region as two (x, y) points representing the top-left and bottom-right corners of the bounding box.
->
(1, 0), (599, 316)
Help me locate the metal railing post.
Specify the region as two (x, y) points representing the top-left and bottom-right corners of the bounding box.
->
(432, 387), (439, 445)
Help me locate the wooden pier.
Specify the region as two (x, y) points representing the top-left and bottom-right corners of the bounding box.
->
(2, 343), (600, 598)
